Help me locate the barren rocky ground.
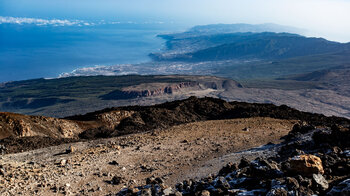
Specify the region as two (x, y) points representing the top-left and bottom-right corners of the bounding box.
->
(0, 97), (349, 196)
(0, 117), (296, 195)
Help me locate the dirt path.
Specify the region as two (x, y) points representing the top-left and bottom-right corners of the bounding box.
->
(0, 117), (296, 195)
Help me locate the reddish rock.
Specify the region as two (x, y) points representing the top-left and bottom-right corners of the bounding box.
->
(289, 154), (324, 176)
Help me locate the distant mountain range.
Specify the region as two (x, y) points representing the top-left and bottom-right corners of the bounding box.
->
(151, 27), (350, 62)
(163, 23), (305, 38)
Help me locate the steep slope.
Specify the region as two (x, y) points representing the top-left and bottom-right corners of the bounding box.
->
(1, 97), (349, 154)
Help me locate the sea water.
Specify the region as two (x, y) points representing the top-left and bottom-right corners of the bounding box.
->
(0, 22), (182, 82)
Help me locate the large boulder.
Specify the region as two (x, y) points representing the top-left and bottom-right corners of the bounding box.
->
(289, 154), (324, 176)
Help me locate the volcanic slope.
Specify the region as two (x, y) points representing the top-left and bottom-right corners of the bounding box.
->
(0, 117), (297, 195)
(1, 97), (349, 154)
(0, 97), (349, 195)
(0, 97), (350, 195)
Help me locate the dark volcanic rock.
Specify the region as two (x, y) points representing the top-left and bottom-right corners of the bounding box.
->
(327, 178), (350, 196)
(2, 97), (350, 153)
(115, 119), (350, 196)
(74, 97), (350, 139)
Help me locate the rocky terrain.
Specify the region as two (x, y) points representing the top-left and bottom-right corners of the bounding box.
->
(0, 117), (297, 195)
(0, 97), (349, 195)
(0, 97), (349, 154)
(0, 112), (83, 139)
(100, 82), (200, 100)
(124, 122), (350, 196)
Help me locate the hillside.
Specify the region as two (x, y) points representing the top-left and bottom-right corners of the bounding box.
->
(0, 97), (349, 195)
(151, 31), (350, 62)
(1, 97), (349, 154)
(187, 23), (304, 36)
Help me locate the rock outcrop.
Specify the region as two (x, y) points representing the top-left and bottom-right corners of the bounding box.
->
(100, 82), (200, 100)
(289, 154), (324, 176)
(0, 112), (83, 139)
(100, 79), (242, 100)
(1, 97), (350, 153)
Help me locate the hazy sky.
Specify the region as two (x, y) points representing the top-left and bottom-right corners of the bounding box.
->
(1, 0), (350, 42)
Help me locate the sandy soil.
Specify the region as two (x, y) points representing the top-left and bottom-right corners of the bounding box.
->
(0, 117), (297, 195)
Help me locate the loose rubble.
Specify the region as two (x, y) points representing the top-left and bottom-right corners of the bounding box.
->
(116, 124), (349, 196)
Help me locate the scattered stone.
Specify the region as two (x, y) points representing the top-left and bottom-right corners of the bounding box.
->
(114, 145), (121, 151)
(181, 140), (189, 143)
(163, 187), (174, 195)
(312, 174), (329, 191)
(200, 190), (210, 196)
(96, 144), (104, 148)
(141, 165), (155, 172)
(0, 168), (5, 176)
(0, 145), (6, 154)
(286, 177), (299, 190)
(146, 177), (156, 185)
(111, 176), (123, 185)
(140, 188), (152, 196)
(66, 146), (76, 153)
(155, 177), (164, 184)
(59, 159), (67, 167)
(129, 187), (139, 194)
(109, 161), (119, 166)
(266, 187), (288, 196)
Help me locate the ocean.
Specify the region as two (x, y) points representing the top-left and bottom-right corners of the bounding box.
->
(0, 22), (183, 82)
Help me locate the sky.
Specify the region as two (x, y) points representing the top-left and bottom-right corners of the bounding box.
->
(1, 0), (350, 42)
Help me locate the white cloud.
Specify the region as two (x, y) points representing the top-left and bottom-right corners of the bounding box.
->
(0, 16), (92, 26)
(0, 16), (166, 27)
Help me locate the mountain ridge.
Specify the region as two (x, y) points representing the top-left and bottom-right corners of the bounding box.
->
(1, 96), (349, 154)
(151, 32), (350, 62)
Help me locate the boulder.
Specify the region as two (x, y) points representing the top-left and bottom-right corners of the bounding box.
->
(312, 174), (329, 191)
(289, 154), (324, 176)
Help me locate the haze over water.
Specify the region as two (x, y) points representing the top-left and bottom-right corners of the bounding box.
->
(0, 21), (184, 82)
(1, 0), (349, 82)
